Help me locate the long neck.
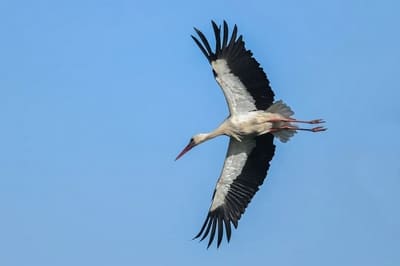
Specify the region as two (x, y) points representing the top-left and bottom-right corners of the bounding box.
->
(204, 124), (226, 141)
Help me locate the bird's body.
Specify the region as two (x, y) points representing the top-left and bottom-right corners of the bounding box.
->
(176, 21), (326, 248)
(187, 101), (298, 145)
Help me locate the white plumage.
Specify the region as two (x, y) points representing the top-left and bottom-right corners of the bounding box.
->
(176, 21), (326, 248)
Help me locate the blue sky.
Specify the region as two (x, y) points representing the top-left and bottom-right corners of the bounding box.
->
(1, 0), (399, 265)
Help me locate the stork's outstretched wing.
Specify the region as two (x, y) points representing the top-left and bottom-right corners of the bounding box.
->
(191, 20), (275, 114)
(194, 134), (275, 248)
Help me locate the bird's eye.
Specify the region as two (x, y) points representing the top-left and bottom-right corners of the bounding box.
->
(189, 138), (194, 143)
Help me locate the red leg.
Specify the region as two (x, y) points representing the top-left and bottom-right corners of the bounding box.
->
(276, 118), (325, 124)
(271, 125), (327, 132)
(290, 118), (325, 124)
(296, 126), (327, 132)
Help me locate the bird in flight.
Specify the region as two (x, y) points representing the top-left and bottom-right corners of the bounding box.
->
(176, 21), (326, 248)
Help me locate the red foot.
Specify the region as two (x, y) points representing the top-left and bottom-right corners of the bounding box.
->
(309, 119), (325, 124)
(311, 126), (327, 132)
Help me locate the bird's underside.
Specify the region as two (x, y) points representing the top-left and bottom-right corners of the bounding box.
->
(221, 100), (326, 143)
(178, 20), (327, 248)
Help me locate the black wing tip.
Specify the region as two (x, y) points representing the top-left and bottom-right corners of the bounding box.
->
(191, 35), (212, 62)
(210, 20), (238, 42)
(193, 207), (236, 249)
(192, 20), (241, 62)
(211, 20), (236, 30)
(192, 26), (214, 61)
(193, 27), (202, 35)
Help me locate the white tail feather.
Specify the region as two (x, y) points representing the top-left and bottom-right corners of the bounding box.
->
(266, 100), (294, 117)
(274, 129), (297, 143)
(267, 100), (296, 143)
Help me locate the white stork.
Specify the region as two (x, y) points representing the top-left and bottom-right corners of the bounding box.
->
(176, 21), (326, 248)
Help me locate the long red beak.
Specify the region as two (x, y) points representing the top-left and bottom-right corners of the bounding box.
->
(175, 142), (194, 161)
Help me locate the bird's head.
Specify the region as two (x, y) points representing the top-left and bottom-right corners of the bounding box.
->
(175, 133), (209, 160)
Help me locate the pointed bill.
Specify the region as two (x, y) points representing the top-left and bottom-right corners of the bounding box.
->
(175, 141), (195, 161)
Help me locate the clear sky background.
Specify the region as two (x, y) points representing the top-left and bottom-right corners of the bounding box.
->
(1, 0), (399, 265)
